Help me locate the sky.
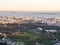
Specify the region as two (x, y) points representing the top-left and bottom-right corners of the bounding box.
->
(0, 0), (60, 11)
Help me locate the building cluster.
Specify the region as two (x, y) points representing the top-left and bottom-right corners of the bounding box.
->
(0, 16), (42, 24)
(0, 16), (60, 26)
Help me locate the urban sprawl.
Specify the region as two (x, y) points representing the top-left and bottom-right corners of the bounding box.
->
(0, 16), (60, 25)
(0, 16), (60, 45)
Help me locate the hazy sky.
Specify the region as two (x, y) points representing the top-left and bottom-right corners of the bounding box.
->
(0, 0), (60, 11)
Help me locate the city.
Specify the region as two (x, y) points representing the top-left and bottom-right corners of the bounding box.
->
(0, 0), (60, 45)
(0, 16), (60, 45)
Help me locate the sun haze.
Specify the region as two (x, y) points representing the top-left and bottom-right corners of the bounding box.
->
(0, 0), (60, 11)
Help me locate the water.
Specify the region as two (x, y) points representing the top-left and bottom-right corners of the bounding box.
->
(0, 12), (60, 18)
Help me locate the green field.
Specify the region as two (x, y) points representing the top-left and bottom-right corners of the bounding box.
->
(8, 30), (60, 45)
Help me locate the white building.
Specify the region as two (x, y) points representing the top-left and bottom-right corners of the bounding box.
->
(45, 30), (57, 33)
(37, 27), (43, 31)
